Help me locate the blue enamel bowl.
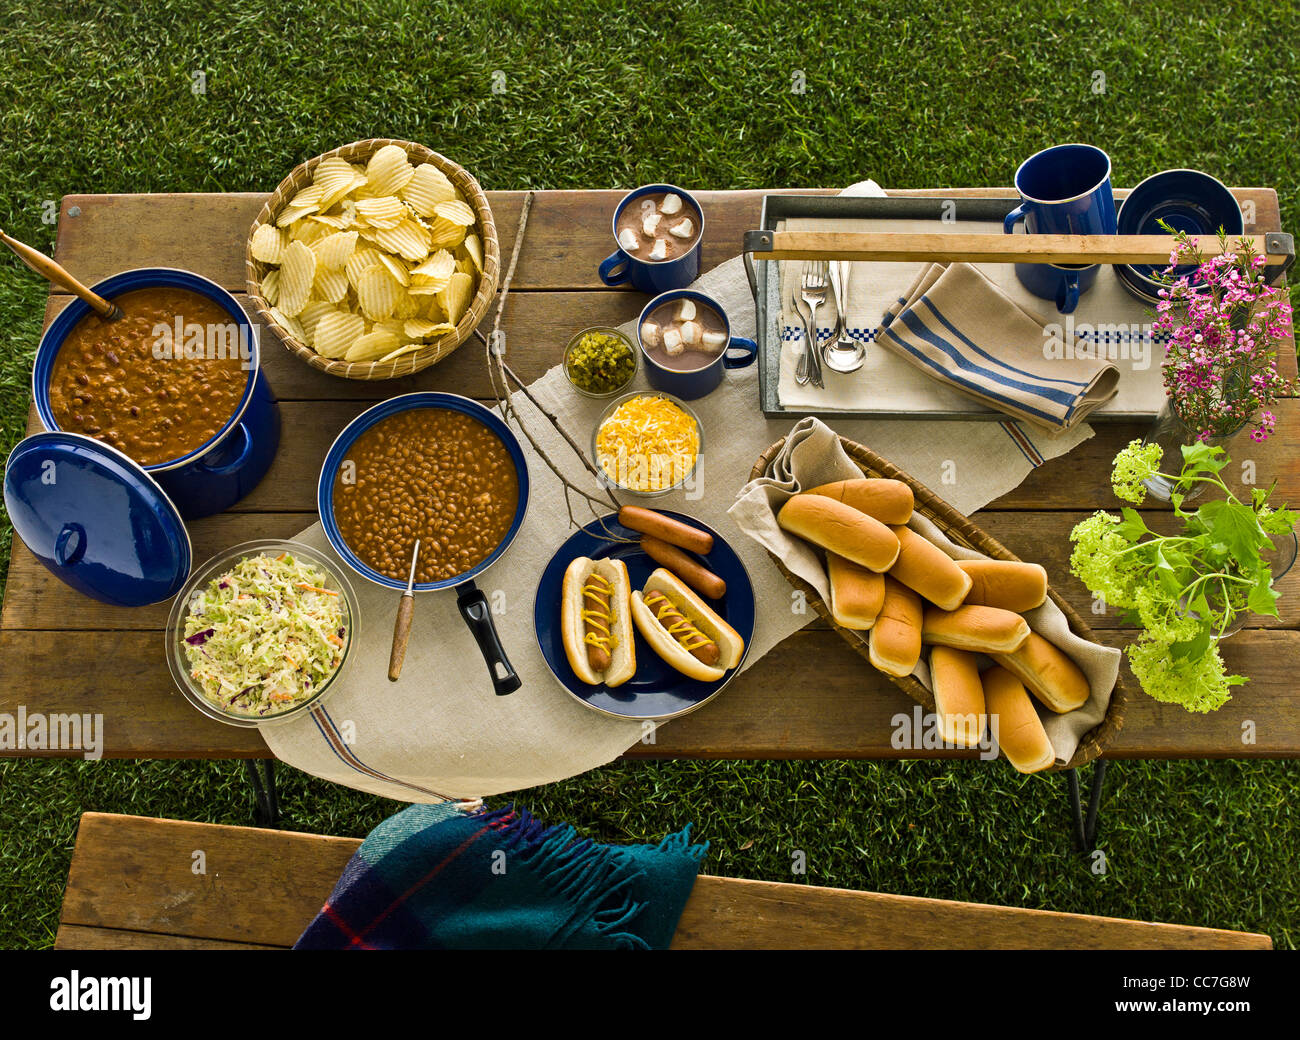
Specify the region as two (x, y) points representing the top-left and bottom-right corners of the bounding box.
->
(1115, 169), (1244, 298)
(32, 267), (279, 519)
(317, 392), (530, 591)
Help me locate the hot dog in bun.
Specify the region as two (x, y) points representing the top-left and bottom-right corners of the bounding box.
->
(561, 557), (636, 687)
(631, 568), (745, 682)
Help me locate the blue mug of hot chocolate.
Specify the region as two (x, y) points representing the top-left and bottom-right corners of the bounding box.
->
(599, 185), (703, 294)
(636, 290), (757, 400)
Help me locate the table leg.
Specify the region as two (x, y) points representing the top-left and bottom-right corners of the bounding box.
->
(1066, 760), (1108, 854)
(243, 759), (280, 828)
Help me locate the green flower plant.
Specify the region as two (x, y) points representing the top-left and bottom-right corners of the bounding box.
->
(1069, 440), (1298, 712)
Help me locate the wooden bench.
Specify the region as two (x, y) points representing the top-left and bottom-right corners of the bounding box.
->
(54, 813), (1271, 950)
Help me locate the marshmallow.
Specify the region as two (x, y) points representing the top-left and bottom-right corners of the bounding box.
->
(617, 228), (640, 252)
(662, 327), (684, 356)
(680, 321), (702, 346)
(648, 238), (668, 261)
(640, 322), (661, 348)
(642, 212), (661, 237)
(702, 330), (727, 353)
(676, 299), (696, 321)
(660, 194), (683, 216)
(639, 198), (657, 215)
(668, 218), (694, 239)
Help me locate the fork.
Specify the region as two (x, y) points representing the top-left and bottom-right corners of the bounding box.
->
(797, 262), (828, 388)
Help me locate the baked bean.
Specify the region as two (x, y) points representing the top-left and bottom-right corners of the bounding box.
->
(333, 409), (519, 583)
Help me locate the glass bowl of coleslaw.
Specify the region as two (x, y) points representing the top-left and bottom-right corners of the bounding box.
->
(165, 539), (360, 727)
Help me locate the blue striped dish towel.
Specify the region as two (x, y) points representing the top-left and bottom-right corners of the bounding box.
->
(879, 262), (1120, 431)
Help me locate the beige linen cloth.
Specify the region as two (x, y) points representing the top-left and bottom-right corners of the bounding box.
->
(779, 182), (1166, 417)
(728, 417), (1120, 766)
(262, 188), (1105, 801)
(877, 262), (1120, 430)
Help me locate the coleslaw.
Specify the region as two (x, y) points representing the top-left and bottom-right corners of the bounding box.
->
(181, 551), (348, 718)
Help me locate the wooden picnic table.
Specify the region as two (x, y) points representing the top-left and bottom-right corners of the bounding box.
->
(2, 187), (1298, 763)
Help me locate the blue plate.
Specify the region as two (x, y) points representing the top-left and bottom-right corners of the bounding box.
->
(1117, 168), (1243, 284)
(534, 511), (755, 720)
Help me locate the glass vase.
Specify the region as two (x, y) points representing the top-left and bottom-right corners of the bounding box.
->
(1140, 399), (1248, 503)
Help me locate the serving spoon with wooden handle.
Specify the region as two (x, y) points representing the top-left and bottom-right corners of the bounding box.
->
(388, 539), (421, 682)
(0, 227), (122, 320)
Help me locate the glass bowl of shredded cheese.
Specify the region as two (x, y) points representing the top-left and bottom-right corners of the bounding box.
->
(165, 539), (359, 727)
(592, 391), (703, 496)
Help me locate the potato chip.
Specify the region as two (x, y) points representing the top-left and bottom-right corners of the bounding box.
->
(376, 251), (411, 287)
(313, 311), (366, 358)
(269, 306), (307, 344)
(392, 292), (419, 320)
(345, 245), (385, 290)
(312, 230), (359, 270)
(290, 219), (330, 245)
(313, 267), (350, 304)
(355, 195), (407, 229)
(376, 341), (431, 364)
(365, 145), (416, 197)
(345, 329), (402, 362)
(251, 223), (290, 264)
(275, 183), (325, 227)
(308, 212), (351, 230)
(455, 256), (477, 277)
(314, 157), (367, 211)
(370, 219), (430, 262)
(356, 266), (403, 322)
(372, 317), (407, 339)
(440, 271), (475, 325)
(461, 233), (484, 273)
(260, 268), (281, 306)
(299, 300), (337, 343)
(401, 163), (458, 216)
(404, 319), (457, 340)
(427, 217), (467, 250)
(433, 199), (477, 226)
(278, 241), (318, 317)
(410, 249), (456, 281)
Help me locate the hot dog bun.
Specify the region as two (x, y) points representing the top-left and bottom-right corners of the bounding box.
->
(956, 559), (1048, 612)
(868, 577), (924, 677)
(827, 552), (885, 630)
(982, 665), (1055, 773)
(631, 568), (745, 682)
(921, 605), (1031, 654)
(992, 632), (1090, 714)
(778, 495), (900, 572)
(888, 526), (974, 611)
(561, 557), (635, 687)
(929, 646), (986, 748)
(804, 478), (914, 525)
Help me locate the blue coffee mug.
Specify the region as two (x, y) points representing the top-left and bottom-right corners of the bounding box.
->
(599, 184), (703, 294)
(1013, 261), (1099, 315)
(1004, 144), (1118, 237)
(637, 290), (756, 400)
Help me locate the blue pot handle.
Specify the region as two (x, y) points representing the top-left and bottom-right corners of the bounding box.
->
(1004, 205), (1028, 234)
(598, 250), (632, 286)
(724, 336), (758, 369)
(196, 422), (253, 477)
(1056, 271), (1081, 314)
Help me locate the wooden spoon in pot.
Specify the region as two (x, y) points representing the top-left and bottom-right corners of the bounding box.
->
(0, 227), (122, 320)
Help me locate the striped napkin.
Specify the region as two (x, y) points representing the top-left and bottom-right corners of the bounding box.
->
(878, 262), (1120, 431)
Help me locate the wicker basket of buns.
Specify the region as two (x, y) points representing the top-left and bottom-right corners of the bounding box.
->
(245, 138), (500, 381)
(749, 434), (1127, 772)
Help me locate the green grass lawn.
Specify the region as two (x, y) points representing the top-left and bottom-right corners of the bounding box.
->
(2, 0), (1299, 950)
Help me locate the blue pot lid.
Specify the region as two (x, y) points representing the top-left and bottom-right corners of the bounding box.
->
(3, 431), (191, 607)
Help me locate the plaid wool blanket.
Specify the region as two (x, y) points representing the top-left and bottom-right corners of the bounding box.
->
(295, 802), (707, 949)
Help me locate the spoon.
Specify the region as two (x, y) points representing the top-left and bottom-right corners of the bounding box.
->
(387, 539), (421, 682)
(0, 228), (122, 320)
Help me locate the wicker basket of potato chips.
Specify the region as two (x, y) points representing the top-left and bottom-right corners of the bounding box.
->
(245, 138), (499, 380)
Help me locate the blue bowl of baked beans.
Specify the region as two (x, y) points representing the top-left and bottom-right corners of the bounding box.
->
(317, 392), (530, 592)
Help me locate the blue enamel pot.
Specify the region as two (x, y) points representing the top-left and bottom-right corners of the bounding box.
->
(317, 392), (531, 696)
(31, 267), (280, 520)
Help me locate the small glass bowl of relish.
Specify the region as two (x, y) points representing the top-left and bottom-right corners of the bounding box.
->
(563, 327), (638, 398)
